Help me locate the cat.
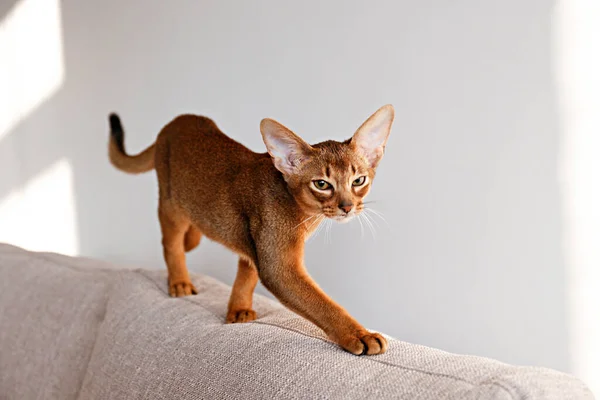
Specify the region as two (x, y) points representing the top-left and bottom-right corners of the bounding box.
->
(108, 105), (394, 355)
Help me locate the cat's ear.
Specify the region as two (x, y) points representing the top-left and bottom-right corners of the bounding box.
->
(350, 104), (395, 168)
(260, 118), (314, 176)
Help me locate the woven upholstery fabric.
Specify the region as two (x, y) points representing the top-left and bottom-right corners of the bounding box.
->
(0, 244), (119, 399)
(0, 244), (594, 399)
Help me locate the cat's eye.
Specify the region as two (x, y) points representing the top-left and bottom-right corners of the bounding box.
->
(313, 180), (332, 190)
(352, 176), (367, 187)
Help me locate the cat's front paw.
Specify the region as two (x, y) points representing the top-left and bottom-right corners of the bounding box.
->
(338, 331), (388, 355)
(226, 309), (257, 324)
(169, 280), (197, 297)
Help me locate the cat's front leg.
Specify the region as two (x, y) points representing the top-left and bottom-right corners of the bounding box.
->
(256, 240), (387, 355)
(226, 257), (259, 323)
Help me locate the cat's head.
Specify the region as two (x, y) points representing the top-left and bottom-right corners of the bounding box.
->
(260, 105), (394, 223)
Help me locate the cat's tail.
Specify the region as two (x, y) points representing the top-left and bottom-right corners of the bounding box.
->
(108, 113), (156, 174)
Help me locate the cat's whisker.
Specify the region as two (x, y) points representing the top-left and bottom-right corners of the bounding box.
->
(364, 208), (391, 230)
(358, 214), (371, 240)
(293, 213), (319, 230)
(317, 219), (326, 244)
(306, 214), (324, 231)
(326, 219), (333, 244)
(363, 210), (382, 229)
(307, 215), (325, 242)
(356, 213), (365, 238)
(332, 220), (336, 243)
(362, 212), (377, 240)
(315, 215), (326, 234)
(318, 217), (327, 232)
(365, 207), (386, 220)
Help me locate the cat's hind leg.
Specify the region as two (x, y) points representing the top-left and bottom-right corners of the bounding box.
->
(158, 201), (197, 297)
(184, 224), (202, 252)
(226, 257), (259, 323)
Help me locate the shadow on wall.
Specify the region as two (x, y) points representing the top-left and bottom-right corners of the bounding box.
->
(0, 0), (578, 380)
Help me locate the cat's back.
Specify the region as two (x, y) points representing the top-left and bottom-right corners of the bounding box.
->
(156, 114), (259, 169)
(158, 114), (249, 152)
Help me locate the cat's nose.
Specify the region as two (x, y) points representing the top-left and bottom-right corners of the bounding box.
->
(339, 202), (354, 214)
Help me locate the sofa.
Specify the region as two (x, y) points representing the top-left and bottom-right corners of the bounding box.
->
(0, 243), (594, 399)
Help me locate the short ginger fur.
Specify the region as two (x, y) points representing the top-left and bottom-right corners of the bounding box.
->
(108, 105), (394, 355)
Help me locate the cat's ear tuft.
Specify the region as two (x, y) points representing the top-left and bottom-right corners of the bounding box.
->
(350, 104), (395, 168)
(260, 118), (314, 176)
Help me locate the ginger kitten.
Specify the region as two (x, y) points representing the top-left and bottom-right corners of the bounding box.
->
(108, 105), (394, 355)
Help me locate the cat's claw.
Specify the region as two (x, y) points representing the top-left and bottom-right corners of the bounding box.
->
(226, 309), (257, 324)
(339, 331), (388, 355)
(169, 280), (197, 297)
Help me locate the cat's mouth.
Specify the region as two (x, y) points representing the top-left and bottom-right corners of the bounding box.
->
(330, 213), (355, 224)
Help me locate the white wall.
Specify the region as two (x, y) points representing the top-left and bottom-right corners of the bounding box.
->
(0, 0), (597, 391)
